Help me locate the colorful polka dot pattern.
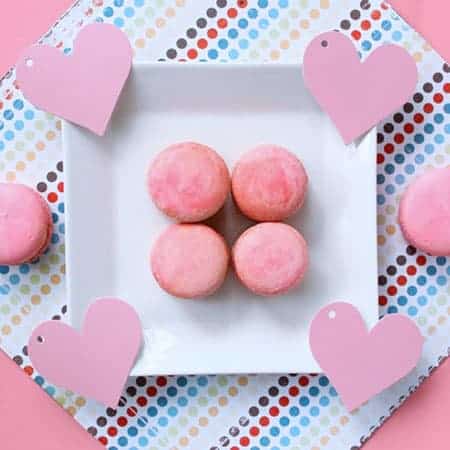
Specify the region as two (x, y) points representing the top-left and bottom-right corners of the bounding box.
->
(0, 1), (449, 450)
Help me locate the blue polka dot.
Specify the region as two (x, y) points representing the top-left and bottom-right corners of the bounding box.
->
(414, 133), (424, 144)
(437, 275), (447, 286)
(309, 406), (320, 416)
(168, 406), (178, 417)
(445, 124), (450, 134)
(157, 396), (168, 406)
(381, 20), (392, 30)
(300, 416), (310, 426)
(9, 274), (20, 285)
(58, 203), (65, 213)
(51, 233), (59, 244)
(405, 164), (415, 174)
(407, 286), (417, 296)
(177, 396), (188, 406)
(118, 437), (128, 447)
(158, 416), (168, 427)
(395, 174), (405, 185)
(147, 406), (158, 416)
(424, 123), (434, 134)
(138, 436), (148, 447)
(299, 396), (309, 406)
(427, 285), (437, 295)
(0, 141), (5, 151)
(35, 376), (44, 386)
(208, 49), (218, 59)
(248, 8), (258, 18)
(427, 265), (437, 275)
(25, 110), (34, 120)
(187, 386), (197, 396)
(177, 376), (187, 386)
(329, 386), (338, 396)
(392, 30), (402, 41)
(0, 285), (10, 295)
(415, 154), (424, 164)
(279, 416), (289, 426)
(0, 121), (3, 130)
(407, 306), (418, 316)
(229, 49), (239, 59)
(5, 130), (14, 140)
(362, 40), (372, 51)
(260, 436), (270, 446)
(385, 163), (395, 174)
(228, 28), (238, 39)
(269, 8), (279, 18)
(418, 295), (427, 306)
(128, 426), (138, 436)
(377, 194), (386, 205)
(434, 113), (444, 124)
(309, 386), (319, 396)
(289, 406), (299, 416)
(417, 275), (427, 286)
(0, 266), (9, 274)
(259, 18), (269, 29)
(19, 264), (30, 274)
(319, 396), (330, 406)
(385, 184), (395, 194)
(270, 426), (280, 436)
(424, 143), (434, 154)
(197, 376), (208, 386)
(137, 417), (148, 427)
(290, 426), (300, 436)
(447, 266), (450, 276)
(14, 120), (24, 131)
(218, 38), (228, 49)
(435, 134), (444, 144)
(4, 110), (13, 120)
(437, 256), (447, 265)
(372, 30), (381, 41)
(134, 0), (144, 6)
(404, 143), (415, 154)
(318, 376), (329, 386)
(58, 223), (65, 234)
(114, 0), (124, 6)
(13, 99), (24, 110)
(258, 0), (268, 8)
(45, 386), (55, 396)
(249, 29), (259, 39)
(280, 437), (290, 446)
(387, 305), (398, 314)
(167, 386), (177, 396)
(397, 296), (408, 306)
(114, 17), (124, 27)
(239, 39), (249, 49)
(444, 103), (450, 114)
(377, 174), (385, 184)
(104, 6), (113, 17)
(394, 153), (405, 164)
(124, 7), (135, 17)
(279, 0), (289, 7)
(238, 18), (249, 28)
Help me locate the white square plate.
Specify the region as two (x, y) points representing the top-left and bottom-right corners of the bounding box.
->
(64, 63), (378, 376)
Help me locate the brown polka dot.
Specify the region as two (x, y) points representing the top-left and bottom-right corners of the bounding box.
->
(37, 182), (47, 192)
(47, 171), (57, 182)
(350, 9), (361, 19)
(340, 19), (351, 30)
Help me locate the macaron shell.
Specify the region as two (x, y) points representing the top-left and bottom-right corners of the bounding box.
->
(148, 142), (230, 223)
(399, 167), (450, 256)
(151, 224), (229, 299)
(232, 145), (308, 222)
(0, 183), (53, 265)
(232, 222), (309, 296)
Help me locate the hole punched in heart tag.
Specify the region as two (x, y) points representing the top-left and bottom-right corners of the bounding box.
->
(25, 58), (34, 68)
(36, 335), (45, 343)
(321, 40), (328, 48)
(328, 310), (336, 319)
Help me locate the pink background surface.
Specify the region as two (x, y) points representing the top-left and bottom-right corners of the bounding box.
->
(0, 0), (75, 78)
(364, 358), (450, 450)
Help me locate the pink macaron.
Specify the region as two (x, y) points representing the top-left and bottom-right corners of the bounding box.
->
(147, 142), (230, 223)
(232, 145), (308, 222)
(232, 222), (308, 296)
(151, 224), (229, 299)
(399, 167), (450, 256)
(0, 183), (53, 265)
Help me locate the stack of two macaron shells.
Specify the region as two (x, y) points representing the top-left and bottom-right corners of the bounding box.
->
(148, 142), (309, 299)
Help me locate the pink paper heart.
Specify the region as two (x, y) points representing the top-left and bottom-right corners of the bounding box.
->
(309, 302), (423, 411)
(303, 31), (418, 144)
(28, 298), (142, 407)
(389, 0), (449, 63)
(16, 23), (132, 136)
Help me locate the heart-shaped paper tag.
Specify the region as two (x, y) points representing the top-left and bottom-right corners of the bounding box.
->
(16, 23), (132, 136)
(28, 298), (142, 407)
(309, 302), (423, 411)
(303, 31), (418, 144)
(389, 0), (449, 63)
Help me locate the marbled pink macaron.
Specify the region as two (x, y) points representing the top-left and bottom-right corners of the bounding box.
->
(232, 222), (308, 296)
(232, 145), (308, 221)
(0, 183), (53, 265)
(399, 167), (450, 256)
(147, 142), (230, 223)
(151, 224), (229, 299)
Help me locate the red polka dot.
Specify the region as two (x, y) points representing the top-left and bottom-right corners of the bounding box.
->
(250, 426), (260, 436)
(218, 18), (227, 28)
(147, 386), (157, 396)
(240, 437), (250, 447)
(381, 2), (389, 9)
(187, 49), (198, 59)
(377, 153), (385, 164)
(423, 103), (434, 113)
(117, 416), (128, 427)
(289, 386), (299, 396)
(407, 265), (417, 275)
(371, 10), (381, 20)
(197, 38), (208, 49)
(156, 376), (167, 387)
(207, 28), (218, 39)
(238, 0), (248, 7)
(98, 437), (108, 445)
(47, 192), (58, 203)
(137, 396), (148, 407)
(279, 396), (289, 407)
(299, 376), (309, 386)
(434, 93), (443, 103)
(361, 20), (371, 30)
(127, 406), (138, 417)
(378, 295), (387, 306)
(107, 427), (117, 437)
(403, 123), (414, 134)
(394, 133), (404, 144)
(444, 83), (450, 93)
(413, 113), (424, 124)
(384, 143), (394, 154)
(397, 275), (407, 286)
(231, 447), (239, 450)
(351, 30), (361, 40)
(259, 416), (269, 426)
(228, 8), (238, 18)
(57, 181), (64, 192)
(387, 285), (397, 296)
(416, 255), (426, 266)
(269, 406), (279, 417)
(24, 366), (34, 376)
